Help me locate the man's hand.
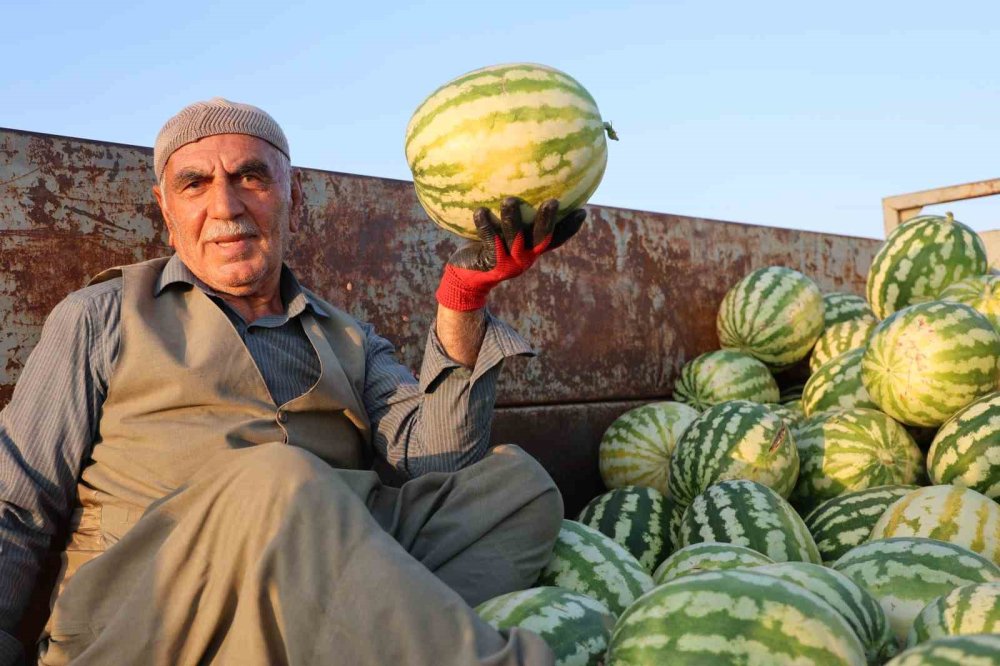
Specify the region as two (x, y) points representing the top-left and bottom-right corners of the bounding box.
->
(435, 197), (587, 312)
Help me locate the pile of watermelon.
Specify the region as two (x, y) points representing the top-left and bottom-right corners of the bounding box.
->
(474, 213), (1000, 665)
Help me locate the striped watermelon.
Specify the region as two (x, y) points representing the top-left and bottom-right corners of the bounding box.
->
(780, 382), (808, 404)
(538, 520), (654, 617)
(906, 582), (1000, 648)
(576, 486), (678, 573)
(866, 213), (989, 320)
(832, 537), (1000, 644)
(926, 390), (1000, 499)
(861, 301), (1000, 427)
(804, 485), (919, 564)
(869, 485), (1000, 564)
(939, 275), (1000, 332)
(668, 400), (799, 505)
(606, 570), (868, 665)
(475, 586), (615, 666)
(790, 408), (924, 512)
(717, 266), (826, 370)
(754, 562), (898, 665)
(679, 479), (821, 564)
(404, 63), (615, 239)
(810, 318), (877, 373)
(672, 349), (780, 410)
(802, 348), (879, 417)
(885, 634), (1000, 665)
(766, 401), (805, 428)
(824, 292), (878, 327)
(598, 401), (699, 497)
(652, 542), (773, 585)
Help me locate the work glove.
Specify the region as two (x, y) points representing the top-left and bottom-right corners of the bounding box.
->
(435, 197), (587, 312)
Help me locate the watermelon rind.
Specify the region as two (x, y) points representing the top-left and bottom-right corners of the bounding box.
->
(938, 274), (1000, 332)
(926, 390), (1000, 500)
(823, 292), (878, 327)
(673, 349), (780, 410)
(802, 348), (879, 417)
(884, 634), (1000, 666)
(538, 520), (654, 617)
(652, 541), (773, 585)
(810, 318), (877, 373)
(475, 586), (615, 666)
(906, 581), (1000, 648)
(606, 569), (868, 665)
(804, 485), (918, 564)
(576, 486), (678, 573)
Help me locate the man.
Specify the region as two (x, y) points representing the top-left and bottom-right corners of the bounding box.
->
(0, 98), (586, 665)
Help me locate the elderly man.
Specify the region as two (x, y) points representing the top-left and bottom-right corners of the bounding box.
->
(0, 99), (586, 665)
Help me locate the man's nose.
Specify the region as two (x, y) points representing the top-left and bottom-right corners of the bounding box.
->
(207, 178), (246, 220)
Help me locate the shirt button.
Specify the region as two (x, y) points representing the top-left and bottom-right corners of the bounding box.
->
(277, 410), (289, 424)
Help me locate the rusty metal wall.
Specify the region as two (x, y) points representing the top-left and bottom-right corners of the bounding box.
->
(0, 127), (881, 410)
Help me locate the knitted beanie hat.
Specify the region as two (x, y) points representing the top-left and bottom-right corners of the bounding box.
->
(153, 98), (289, 181)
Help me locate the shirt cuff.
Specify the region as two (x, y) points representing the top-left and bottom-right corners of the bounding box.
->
(418, 310), (535, 392)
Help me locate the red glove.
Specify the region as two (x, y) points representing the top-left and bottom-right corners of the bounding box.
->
(436, 197), (587, 311)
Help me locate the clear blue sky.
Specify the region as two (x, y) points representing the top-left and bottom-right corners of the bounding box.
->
(3, 0), (999, 239)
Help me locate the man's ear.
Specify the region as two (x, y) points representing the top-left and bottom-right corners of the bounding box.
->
(289, 168), (304, 234)
(152, 184), (177, 248)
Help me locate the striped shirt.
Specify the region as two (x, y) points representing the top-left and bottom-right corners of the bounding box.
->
(0, 255), (532, 663)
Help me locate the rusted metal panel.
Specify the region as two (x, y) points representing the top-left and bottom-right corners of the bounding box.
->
(0, 127), (881, 411)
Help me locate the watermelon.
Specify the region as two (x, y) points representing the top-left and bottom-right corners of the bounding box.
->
(790, 408), (924, 512)
(668, 400), (799, 505)
(938, 275), (1000, 332)
(824, 292), (878, 327)
(780, 383), (808, 404)
(926, 390), (1000, 500)
(832, 537), (1000, 644)
(885, 634), (1000, 666)
(810, 318), (877, 373)
(538, 520), (654, 617)
(802, 349), (879, 417)
(804, 485), (919, 564)
(866, 213), (989, 320)
(576, 486), (678, 573)
(606, 570), (868, 665)
(861, 301), (1000, 427)
(475, 586), (615, 666)
(906, 582), (1000, 648)
(766, 402), (805, 428)
(717, 266), (826, 370)
(754, 562), (898, 664)
(652, 542), (773, 585)
(404, 63), (615, 239)
(598, 401), (699, 497)
(672, 349), (780, 410)
(869, 485), (1000, 564)
(678, 479), (821, 564)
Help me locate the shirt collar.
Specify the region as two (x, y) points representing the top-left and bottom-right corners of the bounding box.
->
(155, 254), (328, 319)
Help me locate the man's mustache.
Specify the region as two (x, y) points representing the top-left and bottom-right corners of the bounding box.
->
(203, 219), (259, 242)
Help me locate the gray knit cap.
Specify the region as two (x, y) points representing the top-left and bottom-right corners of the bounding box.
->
(153, 97), (290, 181)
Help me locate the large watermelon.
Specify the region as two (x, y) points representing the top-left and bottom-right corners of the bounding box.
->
(810, 318), (877, 373)
(753, 562), (898, 665)
(598, 401), (699, 497)
(823, 292), (878, 327)
(938, 274), (1000, 332)
(790, 408), (924, 512)
(717, 266), (825, 370)
(672, 349), (780, 410)
(804, 485), (918, 564)
(668, 400), (799, 505)
(475, 586), (615, 666)
(538, 520), (654, 617)
(802, 348), (879, 417)
(861, 301), (1000, 427)
(866, 213), (989, 320)
(678, 479), (821, 564)
(652, 541), (773, 585)
(576, 486), (678, 573)
(906, 582), (1000, 648)
(885, 634), (1000, 666)
(926, 390), (1000, 500)
(869, 485), (1000, 564)
(404, 63), (616, 239)
(606, 570), (868, 665)
(832, 537), (1000, 645)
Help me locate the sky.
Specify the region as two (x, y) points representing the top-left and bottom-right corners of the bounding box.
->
(3, 0), (999, 240)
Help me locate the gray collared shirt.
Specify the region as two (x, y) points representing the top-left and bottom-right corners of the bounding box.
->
(0, 254), (533, 662)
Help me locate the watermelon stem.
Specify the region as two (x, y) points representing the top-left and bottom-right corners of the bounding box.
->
(603, 121), (619, 141)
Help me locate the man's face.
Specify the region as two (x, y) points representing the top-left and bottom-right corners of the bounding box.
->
(153, 134), (302, 297)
